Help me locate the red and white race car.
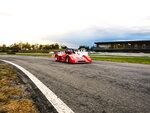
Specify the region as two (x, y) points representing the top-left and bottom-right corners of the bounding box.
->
(53, 48), (92, 63)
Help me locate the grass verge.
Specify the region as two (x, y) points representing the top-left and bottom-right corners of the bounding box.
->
(0, 53), (51, 57)
(91, 56), (150, 64)
(0, 63), (39, 113)
(16, 54), (51, 57)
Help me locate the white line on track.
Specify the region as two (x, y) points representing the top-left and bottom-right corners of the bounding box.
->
(0, 59), (74, 113)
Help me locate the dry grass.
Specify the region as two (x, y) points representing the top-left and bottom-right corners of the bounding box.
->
(0, 63), (39, 113)
(0, 99), (38, 113)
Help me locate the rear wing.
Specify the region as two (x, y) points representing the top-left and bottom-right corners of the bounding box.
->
(75, 49), (88, 56)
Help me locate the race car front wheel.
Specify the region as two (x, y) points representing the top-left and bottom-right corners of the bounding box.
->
(66, 56), (70, 63)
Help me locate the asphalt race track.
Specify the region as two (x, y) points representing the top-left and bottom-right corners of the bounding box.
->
(0, 55), (150, 113)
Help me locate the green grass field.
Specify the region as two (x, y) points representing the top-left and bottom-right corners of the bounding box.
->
(16, 54), (51, 57)
(0, 52), (150, 64)
(90, 56), (150, 64)
(0, 53), (51, 57)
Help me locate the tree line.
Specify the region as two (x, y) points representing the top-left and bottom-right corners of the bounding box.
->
(0, 42), (67, 53)
(0, 42), (95, 53)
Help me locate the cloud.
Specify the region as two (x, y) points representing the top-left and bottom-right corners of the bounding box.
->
(143, 16), (150, 21)
(0, 12), (12, 16)
(42, 26), (150, 47)
(1, 0), (150, 47)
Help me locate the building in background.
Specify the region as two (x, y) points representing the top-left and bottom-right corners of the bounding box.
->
(94, 40), (150, 53)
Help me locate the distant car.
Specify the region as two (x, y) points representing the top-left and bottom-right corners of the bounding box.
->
(54, 48), (92, 63)
(49, 51), (54, 54)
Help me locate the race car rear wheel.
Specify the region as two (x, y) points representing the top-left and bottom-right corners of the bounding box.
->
(55, 55), (58, 61)
(66, 56), (70, 63)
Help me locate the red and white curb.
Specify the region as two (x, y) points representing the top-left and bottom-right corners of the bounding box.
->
(0, 59), (74, 113)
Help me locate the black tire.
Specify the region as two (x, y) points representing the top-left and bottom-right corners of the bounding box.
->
(55, 55), (58, 61)
(66, 56), (70, 63)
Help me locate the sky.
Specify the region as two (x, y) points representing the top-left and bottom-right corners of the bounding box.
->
(0, 0), (150, 47)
